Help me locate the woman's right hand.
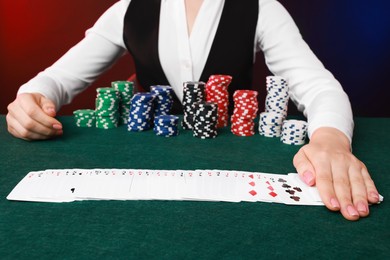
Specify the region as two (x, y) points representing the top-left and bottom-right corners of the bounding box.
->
(6, 93), (63, 140)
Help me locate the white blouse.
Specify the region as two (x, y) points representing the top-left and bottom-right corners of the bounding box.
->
(18, 0), (354, 141)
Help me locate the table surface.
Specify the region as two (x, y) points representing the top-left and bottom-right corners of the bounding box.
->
(0, 115), (389, 259)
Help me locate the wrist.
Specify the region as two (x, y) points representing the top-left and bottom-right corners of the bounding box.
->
(310, 127), (351, 151)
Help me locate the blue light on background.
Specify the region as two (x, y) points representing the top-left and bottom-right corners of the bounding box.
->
(280, 0), (390, 116)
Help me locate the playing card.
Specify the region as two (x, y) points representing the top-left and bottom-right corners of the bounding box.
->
(267, 173), (322, 205)
(128, 169), (153, 200)
(233, 171), (259, 202)
(211, 170), (241, 202)
(255, 172), (283, 203)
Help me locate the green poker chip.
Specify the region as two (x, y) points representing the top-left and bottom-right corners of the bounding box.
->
(111, 81), (135, 125)
(73, 109), (96, 128)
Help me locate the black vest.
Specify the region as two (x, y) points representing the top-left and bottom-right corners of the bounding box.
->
(123, 0), (259, 113)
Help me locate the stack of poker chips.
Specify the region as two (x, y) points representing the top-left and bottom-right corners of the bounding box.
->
(151, 85), (174, 116)
(127, 93), (156, 132)
(259, 76), (290, 137)
(111, 81), (134, 125)
(205, 75), (232, 128)
(192, 102), (218, 139)
(230, 90), (259, 136)
(73, 109), (96, 128)
(265, 76), (289, 118)
(153, 115), (179, 137)
(182, 81), (206, 130)
(95, 87), (120, 129)
(258, 112), (284, 137)
(281, 120), (308, 145)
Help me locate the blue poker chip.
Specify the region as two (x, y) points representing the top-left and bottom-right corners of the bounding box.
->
(279, 119), (308, 145)
(153, 115), (179, 137)
(127, 92), (156, 132)
(151, 85), (174, 116)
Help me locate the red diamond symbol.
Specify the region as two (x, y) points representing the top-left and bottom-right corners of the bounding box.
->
(267, 186), (274, 191)
(249, 174), (254, 179)
(269, 192), (277, 197)
(249, 190), (257, 196)
(249, 181), (255, 187)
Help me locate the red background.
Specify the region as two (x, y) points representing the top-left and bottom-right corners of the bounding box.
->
(0, 0), (135, 115)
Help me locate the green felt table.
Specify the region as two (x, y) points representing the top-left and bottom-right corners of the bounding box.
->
(0, 115), (389, 259)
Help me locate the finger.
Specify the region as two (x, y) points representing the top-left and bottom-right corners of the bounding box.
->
(312, 159), (342, 213)
(8, 101), (62, 138)
(348, 163), (369, 217)
(18, 94), (62, 130)
(361, 166), (380, 204)
(7, 113), (62, 140)
(293, 147), (316, 186)
(40, 96), (57, 117)
(331, 159), (360, 221)
(39, 96), (62, 130)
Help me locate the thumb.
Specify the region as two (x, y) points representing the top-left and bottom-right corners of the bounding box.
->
(293, 147), (316, 186)
(39, 96), (57, 117)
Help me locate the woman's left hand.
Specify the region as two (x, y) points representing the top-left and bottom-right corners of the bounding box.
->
(293, 127), (380, 221)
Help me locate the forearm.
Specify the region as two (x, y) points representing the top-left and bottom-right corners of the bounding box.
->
(258, 0), (354, 142)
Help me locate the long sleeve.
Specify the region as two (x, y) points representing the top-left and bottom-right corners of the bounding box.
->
(17, 0), (130, 109)
(257, 0), (354, 142)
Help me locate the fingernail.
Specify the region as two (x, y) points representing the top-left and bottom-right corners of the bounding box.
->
(330, 198), (340, 209)
(370, 192), (380, 201)
(357, 202), (367, 213)
(303, 171), (314, 185)
(53, 124), (62, 130)
(347, 205), (359, 217)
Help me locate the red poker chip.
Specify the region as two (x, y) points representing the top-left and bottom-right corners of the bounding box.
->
(205, 74), (233, 129)
(231, 89), (259, 136)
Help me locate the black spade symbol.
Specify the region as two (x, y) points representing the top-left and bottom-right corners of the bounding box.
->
(293, 187), (302, 192)
(290, 196), (300, 201)
(286, 189), (295, 195)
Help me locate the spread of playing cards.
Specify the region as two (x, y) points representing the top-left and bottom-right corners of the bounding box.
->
(7, 169), (384, 205)
(7, 169), (325, 205)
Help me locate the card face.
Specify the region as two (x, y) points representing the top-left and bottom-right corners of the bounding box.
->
(7, 169), (340, 206)
(253, 173), (283, 203)
(286, 173), (324, 206)
(232, 171), (258, 202)
(270, 175), (310, 205)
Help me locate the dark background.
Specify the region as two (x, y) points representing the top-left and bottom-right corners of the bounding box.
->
(1, 0), (389, 116)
